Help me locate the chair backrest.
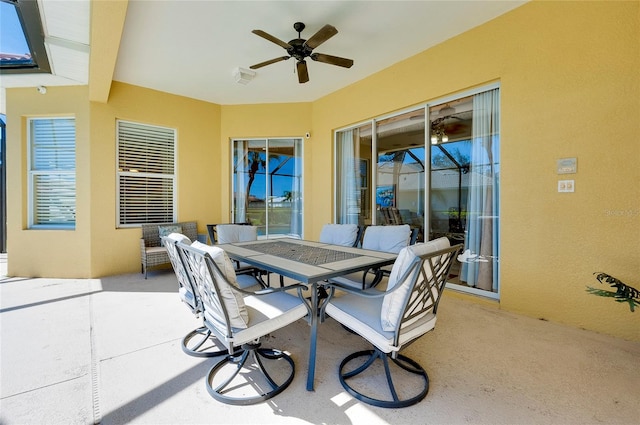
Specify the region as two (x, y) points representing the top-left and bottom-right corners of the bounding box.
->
(162, 233), (199, 313)
(380, 207), (404, 225)
(319, 223), (361, 247)
(175, 240), (250, 348)
(409, 227), (419, 245)
(362, 224), (412, 253)
(207, 223), (255, 244)
(143, 221), (197, 247)
(380, 238), (463, 345)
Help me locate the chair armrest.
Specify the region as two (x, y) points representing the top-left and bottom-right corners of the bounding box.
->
(324, 281), (387, 298)
(232, 282), (308, 297)
(360, 266), (384, 289)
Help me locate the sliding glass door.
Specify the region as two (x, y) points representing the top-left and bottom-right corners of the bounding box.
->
(429, 90), (500, 294)
(376, 111), (426, 241)
(231, 138), (303, 238)
(335, 86), (500, 297)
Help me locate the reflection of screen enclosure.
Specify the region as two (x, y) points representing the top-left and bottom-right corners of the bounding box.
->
(376, 185), (395, 207)
(334, 87), (500, 295)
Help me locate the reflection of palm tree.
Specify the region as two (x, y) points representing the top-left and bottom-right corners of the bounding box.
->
(432, 147), (470, 170)
(243, 150), (283, 220)
(245, 151), (266, 215)
(283, 191), (292, 202)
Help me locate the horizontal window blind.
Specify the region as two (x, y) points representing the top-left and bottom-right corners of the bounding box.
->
(117, 120), (176, 226)
(29, 118), (76, 228)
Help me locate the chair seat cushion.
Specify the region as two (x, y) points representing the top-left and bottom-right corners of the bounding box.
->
(228, 291), (308, 346)
(236, 273), (263, 290)
(319, 224), (359, 247)
(145, 246), (167, 254)
(328, 270), (380, 290)
(327, 293), (437, 353)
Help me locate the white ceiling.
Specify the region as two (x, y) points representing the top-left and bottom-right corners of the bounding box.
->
(0, 0), (528, 110)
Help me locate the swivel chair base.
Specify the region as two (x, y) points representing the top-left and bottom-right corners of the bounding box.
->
(181, 326), (228, 357)
(339, 349), (429, 408)
(206, 342), (295, 405)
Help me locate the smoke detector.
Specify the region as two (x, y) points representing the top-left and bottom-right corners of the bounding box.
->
(233, 67), (256, 84)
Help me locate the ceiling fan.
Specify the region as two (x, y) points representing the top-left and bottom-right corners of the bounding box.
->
(250, 22), (354, 84)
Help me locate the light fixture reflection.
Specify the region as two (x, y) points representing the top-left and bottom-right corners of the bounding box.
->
(431, 122), (448, 144)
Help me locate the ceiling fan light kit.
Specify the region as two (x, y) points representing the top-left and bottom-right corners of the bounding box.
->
(250, 21), (354, 84)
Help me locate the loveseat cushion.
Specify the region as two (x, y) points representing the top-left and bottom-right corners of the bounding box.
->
(158, 224), (183, 246)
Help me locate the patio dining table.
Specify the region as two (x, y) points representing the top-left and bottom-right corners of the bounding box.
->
(218, 237), (397, 391)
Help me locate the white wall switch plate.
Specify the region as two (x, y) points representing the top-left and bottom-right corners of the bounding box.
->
(558, 180), (575, 192)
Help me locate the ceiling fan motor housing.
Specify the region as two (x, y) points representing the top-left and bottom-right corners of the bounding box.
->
(287, 39), (313, 61)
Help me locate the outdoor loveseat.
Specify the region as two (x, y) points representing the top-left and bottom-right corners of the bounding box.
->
(140, 221), (197, 278)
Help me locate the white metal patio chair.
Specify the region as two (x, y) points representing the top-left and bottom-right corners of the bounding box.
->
(162, 233), (231, 357)
(322, 237), (463, 408)
(176, 240), (309, 405)
(207, 223), (271, 287)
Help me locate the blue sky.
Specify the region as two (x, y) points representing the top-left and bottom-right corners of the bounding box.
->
(246, 156), (297, 199)
(1, 2), (30, 55)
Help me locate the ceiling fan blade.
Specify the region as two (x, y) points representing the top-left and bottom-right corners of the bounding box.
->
(297, 60), (309, 83)
(310, 53), (354, 68)
(252, 29), (292, 49)
(304, 24), (338, 49)
(250, 56), (290, 70)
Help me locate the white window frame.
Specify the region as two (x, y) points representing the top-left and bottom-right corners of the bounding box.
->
(230, 137), (304, 239)
(27, 117), (76, 229)
(116, 120), (177, 227)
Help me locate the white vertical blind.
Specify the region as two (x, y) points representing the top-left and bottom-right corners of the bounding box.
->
(117, 120), (176, 226)
(28, 118), (76, 228)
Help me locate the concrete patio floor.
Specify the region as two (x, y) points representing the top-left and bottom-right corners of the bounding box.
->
(1, 255), (639, 425)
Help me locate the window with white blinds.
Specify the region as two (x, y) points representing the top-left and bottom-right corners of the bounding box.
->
(117, 120), (176, 226)
(28, 117), (76, 228)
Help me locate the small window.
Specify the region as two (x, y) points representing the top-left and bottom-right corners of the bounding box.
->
(28, 117), (76, 228)
(117, 120), (176, 227)
(0, 0), (51, 73)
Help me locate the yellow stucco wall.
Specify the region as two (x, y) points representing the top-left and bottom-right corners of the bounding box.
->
(6, 86), (92, 277)
(311, 0), (639, 340)
(88, 82), (221, 276)
(219, 103), (312, 232)
(4, 1), (638, 340)
(7, 82), (221, 277)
